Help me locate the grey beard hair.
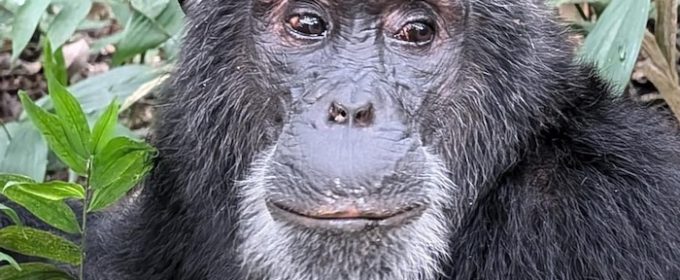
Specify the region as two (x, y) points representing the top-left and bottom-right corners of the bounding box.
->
(237, 145), (462, 280)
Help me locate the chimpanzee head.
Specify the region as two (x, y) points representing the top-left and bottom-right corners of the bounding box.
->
(165, 0), (575, 279)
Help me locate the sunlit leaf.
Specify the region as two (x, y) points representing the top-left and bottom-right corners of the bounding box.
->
(90, 99), (120, 154)
(89, 137), (155, 211)
(0, 262), (74, 279)
(44, 67), (92, 161)
(0, 226), (81, 265)
(43, 40), (68, 88)
(4, 181), (85, 201)
(18, 92), (87, 174)
(0, 175), (80, 234)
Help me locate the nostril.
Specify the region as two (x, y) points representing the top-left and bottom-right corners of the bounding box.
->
(354, 104), (374, 127)
(329, 102), (348, 124)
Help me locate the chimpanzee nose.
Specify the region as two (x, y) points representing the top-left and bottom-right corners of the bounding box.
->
(328, 101), (374, 127)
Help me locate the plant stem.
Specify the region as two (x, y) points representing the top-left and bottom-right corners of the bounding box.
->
(79, 160), (92, 280)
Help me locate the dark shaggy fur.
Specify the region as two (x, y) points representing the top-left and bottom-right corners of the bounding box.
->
(3, 0), (680, 279)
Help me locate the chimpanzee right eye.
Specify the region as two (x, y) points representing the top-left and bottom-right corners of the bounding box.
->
(286, 13), (328, 38)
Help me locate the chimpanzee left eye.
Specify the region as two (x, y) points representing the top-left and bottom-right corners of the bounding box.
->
(394, 21), (435, 45)
(286, 14), (327, 38)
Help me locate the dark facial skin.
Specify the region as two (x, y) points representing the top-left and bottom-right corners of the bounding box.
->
(249, 0), (465, 231)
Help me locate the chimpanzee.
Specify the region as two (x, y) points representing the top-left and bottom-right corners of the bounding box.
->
(28, 0), (680, 279)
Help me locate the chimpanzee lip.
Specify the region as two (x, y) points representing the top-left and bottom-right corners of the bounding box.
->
(266, 201), (426, 232)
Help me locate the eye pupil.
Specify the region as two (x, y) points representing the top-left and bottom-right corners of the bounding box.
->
(395, 22), (434, 44)
(288, 14), (327, 37)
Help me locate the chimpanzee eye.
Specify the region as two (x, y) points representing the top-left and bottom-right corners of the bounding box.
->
(286, 14), (327, 38)
(394, 21), (435, 45)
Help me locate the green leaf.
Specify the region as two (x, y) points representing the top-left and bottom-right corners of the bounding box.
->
(27, 65), (160, 117)
(18, 92), (87, 174)
(4, 181), (85, 201)
(579, 0), (651, 94)
(0, 122), (48, 182)
(0, 226), (81, 265)
(43, 39), (68, 87)
(113, 0), (184, 64)
(0, 174), (35, 186)
(10, 0), (49, 60)
(0, 175), (80, 234)
(0, 251), (21, 271)
(90, 99), (120, 154)
(89, 137), (155, 211)
(46, 0), (92, 50)
(0, 202), (22, 226)
(45, 66), (92, 161)
(131, 0), (170, 19)
(0, 262), (74, 279)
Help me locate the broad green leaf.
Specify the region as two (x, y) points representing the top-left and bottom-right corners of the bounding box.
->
(18, 92), (87, 174)
(0, 262), (74, 279)
(0, 251), (20, 271)
(131, 0), (170, 19)
(90, 99), (120, 154)
(10, 0), (49, 60)
(4, 181), (85, 201)
(42, 40), (68, 87)
(0, 226), (81, 265)
(45, 67), (91, 160)
(26, 65), (160, 117)
(113, 0), (184, 65)
(579, 0), (650, 94)
(0, 176), (80, 234)
(89, 137), (155, 211)
(0, 122), (48, 181)
(0, 202), (22, 226)
(0, 174), (35, 187)
(46, 0), (92, 50)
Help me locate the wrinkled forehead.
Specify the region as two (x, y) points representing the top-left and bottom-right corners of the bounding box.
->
(254, 0), (464, 13)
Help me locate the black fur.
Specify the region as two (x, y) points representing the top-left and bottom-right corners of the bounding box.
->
(4, 0), (680, 279)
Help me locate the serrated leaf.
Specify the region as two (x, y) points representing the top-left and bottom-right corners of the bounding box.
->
(0, 226), (81, 265)
(0, 202), (22, 226)
(113, 0), (184, 65)
(131, 0), (169, 19)
(4, 181), (85, 201)
(43, 39), (68, 88)
(10, 0), (49, 60)
(579, 0), (650, 94)
(90, 99), (120, 154)
(45, 67), (91, 161)
(0, 262), (74, 279)
(0, 175), (80, 234)
(18, 92), (87, 174)
(0, 251), (21, 271)
(46, 0), (92, 50)
(89, 137), (155, 211)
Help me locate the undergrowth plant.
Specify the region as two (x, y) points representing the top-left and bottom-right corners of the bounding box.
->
(0, 40), (156, 280)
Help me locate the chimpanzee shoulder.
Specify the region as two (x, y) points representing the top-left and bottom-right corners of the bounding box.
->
(444, 89), (680, 279)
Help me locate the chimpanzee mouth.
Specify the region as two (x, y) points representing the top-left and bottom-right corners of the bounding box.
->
(266, 201), (426, 232)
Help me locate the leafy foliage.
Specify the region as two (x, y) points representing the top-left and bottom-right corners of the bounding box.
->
(0, 39), (157, 279)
